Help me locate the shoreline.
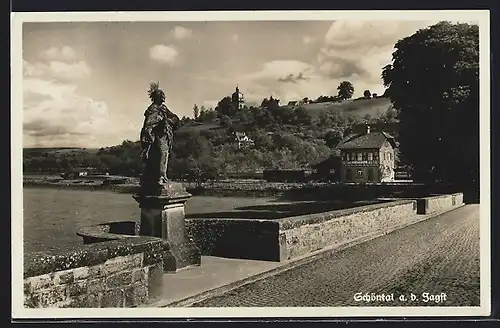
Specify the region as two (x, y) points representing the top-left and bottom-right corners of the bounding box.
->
(22, 177), (455, 201)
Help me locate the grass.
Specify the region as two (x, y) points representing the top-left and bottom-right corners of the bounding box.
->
(299, 97), (392, 117)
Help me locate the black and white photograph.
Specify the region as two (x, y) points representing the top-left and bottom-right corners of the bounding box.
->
(11, 10), (491, 318)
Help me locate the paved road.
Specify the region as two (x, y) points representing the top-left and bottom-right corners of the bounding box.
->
(191, 205), (480, 307)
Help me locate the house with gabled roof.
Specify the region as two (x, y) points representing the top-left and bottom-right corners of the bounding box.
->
(337, 125), (396, 183)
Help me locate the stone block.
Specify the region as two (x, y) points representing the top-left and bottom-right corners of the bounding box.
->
(53, 270), (74, 285)
(73, 267), (90, 281)
(100, 288), (125, 308)
(103, 254), (143, 276)
(125, 283), (148, 307)
(147, 262), (163, 300)
(57, 294), (89, 308)
(131, 268), (146, 284)
(87, 278), (106, 294)
(106, 271), (132, 289)
(26, 273), (53, 293)
(88, 264), (105, 278)
(87, 293), (101, 308)
(38, 285), (67, 307)
(24, 293), (40, 308)
(67, 280), (88, 297)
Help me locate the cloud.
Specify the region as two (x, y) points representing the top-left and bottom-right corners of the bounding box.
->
(245, 60), (315, 81)
(238, 60), (333, 104)
(40, 46), (78, 61)
(318, 20), (439, 85)
(24, 60), (91, 81)
(277, 72), (310, 84)
(172, 26), (193, 40)
(232, 34), (239, 42)
(149, 44), (179, 65)
(302, 36), (315, 44)
(23, 53), (138, 148)
(23, 77), (137, 148)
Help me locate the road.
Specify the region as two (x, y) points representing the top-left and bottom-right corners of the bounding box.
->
(191, 205), (481, 307)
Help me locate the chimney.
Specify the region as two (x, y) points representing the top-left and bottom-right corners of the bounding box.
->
(366, 125), (371, 134)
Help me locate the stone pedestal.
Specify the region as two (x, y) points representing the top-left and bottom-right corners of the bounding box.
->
(133, 181), (201, 273)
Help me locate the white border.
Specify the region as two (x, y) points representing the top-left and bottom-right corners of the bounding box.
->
(11, 10), (491, 319)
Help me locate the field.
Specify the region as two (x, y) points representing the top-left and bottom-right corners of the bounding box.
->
(296, 97), (392, 118)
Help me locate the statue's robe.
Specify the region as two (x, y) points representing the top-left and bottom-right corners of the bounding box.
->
(140, 103), (180, 187)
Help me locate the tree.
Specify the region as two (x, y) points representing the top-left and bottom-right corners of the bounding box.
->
(219, 114), (232, 129)
(337, 81), (354, 100)
(363, 90), (372, 99)
(193, 104), (200, 120)
(382, 21), (479, 188)
(293, 106), (312, 125)
(215, 96), (237, 118)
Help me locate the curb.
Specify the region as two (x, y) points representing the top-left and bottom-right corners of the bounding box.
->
(151, 204), (466, 308)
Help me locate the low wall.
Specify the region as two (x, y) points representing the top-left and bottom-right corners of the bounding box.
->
(187, 200), (418, 262)
(417, 193), (464, 215)
(278, 199), (417, 261)
(188, 193), (464, 262)
(24, 223), (164, 308)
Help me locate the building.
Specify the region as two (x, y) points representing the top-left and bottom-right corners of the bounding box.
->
(234, 131), (254, 149)
(310, 149), (342, 182)
(287, 101), (298, 107)
(231, 86), (245, 109)
(337, 125), (396, 183)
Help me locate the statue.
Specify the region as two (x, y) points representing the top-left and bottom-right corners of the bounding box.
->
(139, 82), (180, 193)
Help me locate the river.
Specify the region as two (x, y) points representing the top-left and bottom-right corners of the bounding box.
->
(22, 187), (274, 253)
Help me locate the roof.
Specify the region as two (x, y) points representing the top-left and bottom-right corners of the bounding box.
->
(337, 131), (396, 150)
(310, 149), (342, 168)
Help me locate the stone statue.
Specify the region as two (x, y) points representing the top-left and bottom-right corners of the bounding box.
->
(139, 82), (180, 192)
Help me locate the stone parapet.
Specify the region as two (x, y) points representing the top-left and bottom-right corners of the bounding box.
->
(24, 235), (164, 308)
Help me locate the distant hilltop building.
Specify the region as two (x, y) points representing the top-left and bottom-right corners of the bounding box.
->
(231, 86), (245, 109)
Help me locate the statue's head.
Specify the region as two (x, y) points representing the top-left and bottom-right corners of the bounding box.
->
(148, 82), (166, 104)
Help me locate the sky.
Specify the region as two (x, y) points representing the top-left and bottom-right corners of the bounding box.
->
(22, 19), (454, 148)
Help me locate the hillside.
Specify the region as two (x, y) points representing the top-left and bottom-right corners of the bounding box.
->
(23, 147), (99, 156)
(289, 97), (392, 118)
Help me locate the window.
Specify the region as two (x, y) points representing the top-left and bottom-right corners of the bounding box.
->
(357, 169), (363, 178)
(368, 153), (373, 161)
(357, 153), (362, 161)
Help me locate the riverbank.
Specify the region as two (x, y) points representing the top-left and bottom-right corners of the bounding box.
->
(22, 176), (309, 197)
(23, 176), (457, 202)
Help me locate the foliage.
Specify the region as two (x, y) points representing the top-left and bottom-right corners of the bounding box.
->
(193, 104), (200, 119)
(363, 90), (372, 99)
(382, 21), (479, 187)
(337, 81), (354, 100)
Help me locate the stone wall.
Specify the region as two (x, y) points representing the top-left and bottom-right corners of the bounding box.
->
(187, 193), (462, 262)
(278, 200), (417, 261)
(24, 235), (164, 308)
(186, 219), (281, 261)
(417, 193), (464, 215)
